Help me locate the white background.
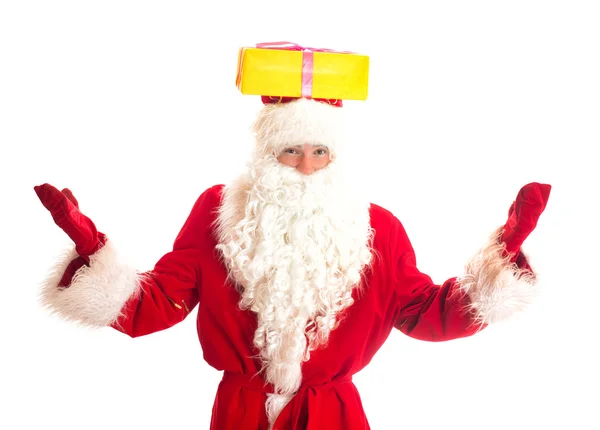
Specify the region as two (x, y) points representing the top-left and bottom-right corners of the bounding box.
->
(1, 1), (599, 429)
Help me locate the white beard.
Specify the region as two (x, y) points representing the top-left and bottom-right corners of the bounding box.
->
(215, 154), (373, 425)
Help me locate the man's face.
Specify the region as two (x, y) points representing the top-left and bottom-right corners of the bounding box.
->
(276, 143), (331, 175)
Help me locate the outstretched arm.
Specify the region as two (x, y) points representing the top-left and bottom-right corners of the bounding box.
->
(35, 184), (219, 337)
(392, 183), (551, 341)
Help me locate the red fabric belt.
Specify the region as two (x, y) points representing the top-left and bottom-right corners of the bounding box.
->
(222, 371), (352, 393)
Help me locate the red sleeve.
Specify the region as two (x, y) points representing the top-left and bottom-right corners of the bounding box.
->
(390, 216), (483, 342)
(110, 185), (222, 338)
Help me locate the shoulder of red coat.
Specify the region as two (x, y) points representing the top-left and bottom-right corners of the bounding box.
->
(183, 184), (225, 221)
(368, 203), (412, 244)
(204, 184), (225, 202)
(369, 202), (400, 228)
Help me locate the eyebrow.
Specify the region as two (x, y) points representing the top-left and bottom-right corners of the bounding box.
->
(287, 144), (329, 149)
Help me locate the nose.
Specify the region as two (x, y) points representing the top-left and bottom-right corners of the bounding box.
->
(296, 155), (314, 175)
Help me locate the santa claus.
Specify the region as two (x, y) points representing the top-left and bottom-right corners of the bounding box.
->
(35, 96), (551, 430)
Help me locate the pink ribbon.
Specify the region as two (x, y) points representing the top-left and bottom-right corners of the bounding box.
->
(256, 41), (352, 99)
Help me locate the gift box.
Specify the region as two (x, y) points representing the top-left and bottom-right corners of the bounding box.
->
(236, 42), (369, 101)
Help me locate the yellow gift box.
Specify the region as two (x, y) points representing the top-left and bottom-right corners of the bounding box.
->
(236, 42), (369, 100)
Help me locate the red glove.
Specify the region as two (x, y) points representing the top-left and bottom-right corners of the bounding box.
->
(500, 182), (551, 260)
(35, 184), (107, 287)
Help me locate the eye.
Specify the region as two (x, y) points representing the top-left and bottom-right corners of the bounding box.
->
(283, 148), (299, 155)
(314, 148), (328, 156)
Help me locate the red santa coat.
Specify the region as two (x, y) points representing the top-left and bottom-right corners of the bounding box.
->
(110, 184), (481, 429)
(41, 184), (535, 429)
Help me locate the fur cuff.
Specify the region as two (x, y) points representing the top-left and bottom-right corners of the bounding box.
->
(39, 240), (140, 328)
(458, 228), (538, 326)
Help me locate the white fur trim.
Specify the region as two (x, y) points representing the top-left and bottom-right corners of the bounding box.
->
(39, 240), (141, 328)
(252, 98), (345, 156)
(458, 228), (538, 326)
